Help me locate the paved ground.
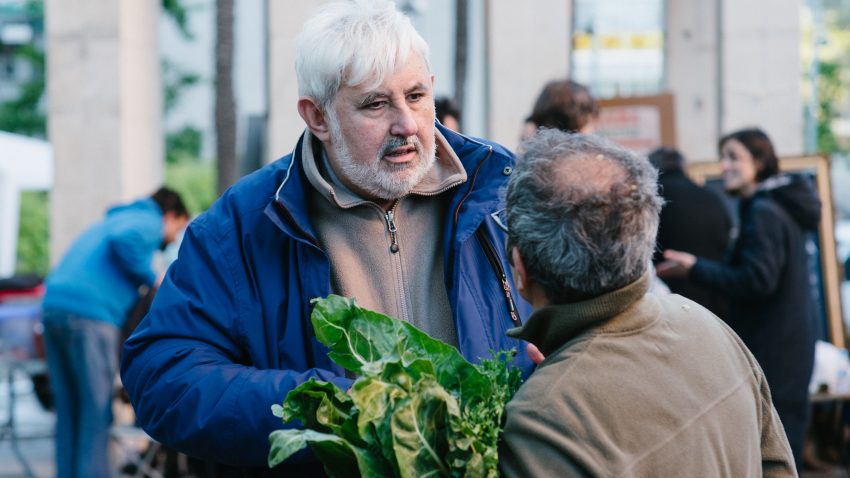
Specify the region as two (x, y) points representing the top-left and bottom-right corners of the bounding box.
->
(0, 368), (55, 478)
(0, 367), (149, 478)
(3, 365), (850, 478)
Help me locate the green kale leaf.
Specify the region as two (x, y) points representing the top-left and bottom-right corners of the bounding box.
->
(268, 295), (522, 477)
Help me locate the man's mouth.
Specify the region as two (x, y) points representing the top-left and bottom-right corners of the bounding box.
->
(383, 145), (417, 163)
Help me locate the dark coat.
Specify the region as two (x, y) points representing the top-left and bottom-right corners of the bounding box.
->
(654, 169), (733, 318)
(689, 173), (821, 464)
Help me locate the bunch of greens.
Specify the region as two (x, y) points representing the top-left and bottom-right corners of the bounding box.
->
(268, 295), (522, 477)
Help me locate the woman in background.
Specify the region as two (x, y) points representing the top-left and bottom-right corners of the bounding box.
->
(658, 128), (821, 469)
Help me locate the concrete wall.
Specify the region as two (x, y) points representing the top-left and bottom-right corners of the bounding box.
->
(46, 0), (162, 261)
(667, 0), (803, 161)
(719, 0), (802, 157)
(266, 1), (323, 162)
(666, 0), (721, 160)
(486, 0), (572, 151)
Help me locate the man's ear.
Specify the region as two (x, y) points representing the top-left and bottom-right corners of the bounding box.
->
(510, 247), (528, 294)
(297, 97), (331, 142)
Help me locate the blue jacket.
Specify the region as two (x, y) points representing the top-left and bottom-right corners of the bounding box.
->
(43, 198), (161, 326)
(121, 125), (534, 470)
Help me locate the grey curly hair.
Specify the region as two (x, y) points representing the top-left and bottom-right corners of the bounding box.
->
(505, 129), (662, 303)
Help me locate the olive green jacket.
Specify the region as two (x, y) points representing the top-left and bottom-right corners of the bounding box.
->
(500, 273), (796, 477)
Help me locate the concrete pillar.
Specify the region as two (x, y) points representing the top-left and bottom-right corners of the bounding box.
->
(46, 0), (162, 262)
(267, 1), (324, 162)
(486, 0), (571, 151)
(720, 0), (802, 157)
(666, 0), (721, 161)
(667, 0), (802, 160)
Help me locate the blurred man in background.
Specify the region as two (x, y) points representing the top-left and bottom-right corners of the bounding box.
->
(435, 96), (462, 131)
(649, 146), (733, 318)
(42, 187), (188, 478)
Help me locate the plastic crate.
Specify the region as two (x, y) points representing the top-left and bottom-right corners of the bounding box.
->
(0, 302), (42, 361)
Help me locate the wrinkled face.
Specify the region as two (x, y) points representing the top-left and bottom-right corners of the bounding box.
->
(720, 138), (758, 196)
(325, 53), (437, 200)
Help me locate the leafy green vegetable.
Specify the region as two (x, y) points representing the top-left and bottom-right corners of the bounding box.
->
(268, 295), (522, 477)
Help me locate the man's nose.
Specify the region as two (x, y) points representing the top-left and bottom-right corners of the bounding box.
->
(390, 105), (418, 137)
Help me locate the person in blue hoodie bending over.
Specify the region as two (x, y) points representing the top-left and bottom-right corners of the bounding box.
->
(41, 187), (189, 478)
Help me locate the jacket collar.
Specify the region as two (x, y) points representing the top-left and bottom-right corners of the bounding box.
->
(300, 129), (467, 210)
(507, 272), (656, 357)
(267, 123), (500, 244)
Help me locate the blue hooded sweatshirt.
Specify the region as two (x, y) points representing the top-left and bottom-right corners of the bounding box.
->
(43, 198), (163, 327)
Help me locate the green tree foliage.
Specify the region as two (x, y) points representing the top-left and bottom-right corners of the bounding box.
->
(163, 59), (201, 114)
(0, 0), (45, 137)
(816, 61), (844, 154)
(166, 160), (216, 217)
(162, 0), (194, 39)
(166, 125), (203, 164)
(15, 191), (49, 276)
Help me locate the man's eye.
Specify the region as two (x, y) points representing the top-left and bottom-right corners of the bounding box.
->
(408, 93), (424, 102)
(365, 101), (386, 110)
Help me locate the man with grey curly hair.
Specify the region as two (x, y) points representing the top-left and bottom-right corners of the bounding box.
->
(499, 129), (795, 477)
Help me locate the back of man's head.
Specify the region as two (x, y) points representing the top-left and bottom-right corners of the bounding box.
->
(151, 187), (189, 218)
(505, 129), (662, 303)
(295, 0), (430, 109)
(648, 147), (685, 174)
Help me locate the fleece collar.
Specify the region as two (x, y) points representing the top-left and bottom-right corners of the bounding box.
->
(507, 272), (656, 356)
(301, 129), (467, 210)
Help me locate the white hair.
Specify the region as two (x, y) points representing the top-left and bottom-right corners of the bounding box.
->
(295, 0), (431, 109)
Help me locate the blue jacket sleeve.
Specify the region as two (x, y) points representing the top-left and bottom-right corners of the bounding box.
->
(689, 200), (787, 302)
(120, 220), (352, 467)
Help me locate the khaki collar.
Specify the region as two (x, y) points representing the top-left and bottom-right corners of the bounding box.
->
(507, 272), (657, 357)
(301, 129), (467, 210)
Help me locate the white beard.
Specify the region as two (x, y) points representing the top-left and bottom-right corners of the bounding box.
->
(327, 109), (436, 200)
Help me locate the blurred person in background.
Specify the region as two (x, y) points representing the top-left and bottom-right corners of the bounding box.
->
(41, 187), (189, 478)
(649, 146), (733, 318)
(120, 0), (533, 474)
(659, 127), (821, 470)
(435, 96), (461, 131)
(521, 79), (599, 141)
(499, 130), (795, 477)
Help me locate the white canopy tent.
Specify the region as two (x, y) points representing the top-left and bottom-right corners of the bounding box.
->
(0, 130), (53, 277)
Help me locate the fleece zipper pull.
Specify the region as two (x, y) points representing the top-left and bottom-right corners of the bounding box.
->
(384, 209), (399, 254)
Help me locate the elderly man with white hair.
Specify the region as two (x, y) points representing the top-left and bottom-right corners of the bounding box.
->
(499, 130), (796, 477)
(120, 0), (532, 475)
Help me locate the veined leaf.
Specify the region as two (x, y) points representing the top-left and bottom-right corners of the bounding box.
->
(279, 380), (352, 429)
(268, 428), (391, 477)
(269, 296), (523, 477)
(390, 377), (458, 478)
(310, 296), (493, 405)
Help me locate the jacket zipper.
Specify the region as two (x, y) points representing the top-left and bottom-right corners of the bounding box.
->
(384, 201), (401, 254)
(475, 227), (521, 327)
(446, 147), (493, 291)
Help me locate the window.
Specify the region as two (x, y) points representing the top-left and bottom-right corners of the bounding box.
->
(570, 0), (665, 98)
